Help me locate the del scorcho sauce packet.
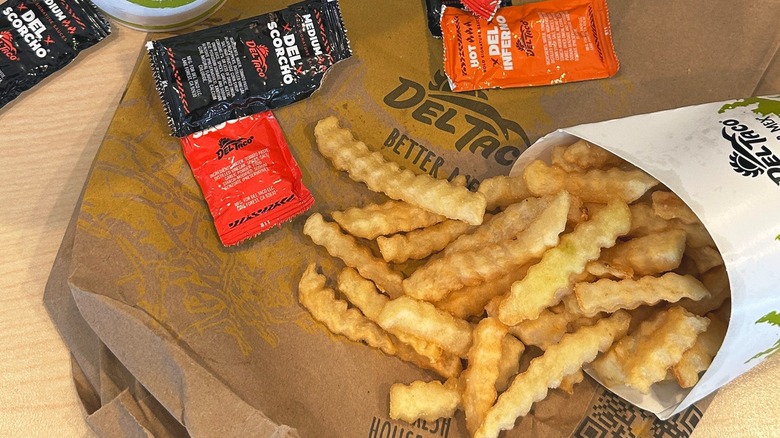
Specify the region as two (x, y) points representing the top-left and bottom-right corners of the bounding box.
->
(181, 112), (314, 246)
(441, 0), (619, 92)
(147, 0), (351, 137)
(0, 0), (110, 109)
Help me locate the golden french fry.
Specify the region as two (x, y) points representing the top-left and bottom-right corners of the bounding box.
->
(332, 200), (445, 240)
(377, 296), (473, 357)
(474, 311), (631, 438)
(550, 139), (627, 172)
(443, 196), (551, 256)
(390, 378), (462, 423)
(592, 306), (709, 393)
(600, 229), (687, 276)
(652, 190), (699, 225)
(303, 213), (404, 298)
(298, 263), (397, 356)
(377, 219), (474, 263)
(477, 174), (532, 211)
(496, 335), (525, 393)
(403, 191), (570, 302)
(498, 200), (631, 325)
(672, 312), (728, 388)
(685, 245), (724, 273)
(508, 309), (569, 350)
(523, 160), (658, 203)
(435, 267), (529, 320)
(628, 203), (714, 248)
(584, 260), (634, 280)
(314, 117), (486, 225)
(337, 267), (388, 320)
(463, 318), (508, 435)
(574, 273), (711, 316)
(678, 266), (730, 316)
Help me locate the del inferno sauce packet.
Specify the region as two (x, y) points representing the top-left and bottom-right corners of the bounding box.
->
(441, 0), (619, 92)
(147, 0), (351, 137)
(0, 0), (110, 109)
(181, 111), (314, 246)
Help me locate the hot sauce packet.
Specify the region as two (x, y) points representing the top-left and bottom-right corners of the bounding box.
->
(0, 0), (110, 109)
(147, 0), (351, 137)
(180, 111), (314, 246)
(441, 0), (619, 92)
(425, 0), (511, 37)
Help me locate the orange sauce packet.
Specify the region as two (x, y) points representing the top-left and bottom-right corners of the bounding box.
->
(441, 0), (619, 92)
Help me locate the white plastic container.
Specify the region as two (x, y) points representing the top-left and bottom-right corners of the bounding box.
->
(511, 96), (780, 419)
(91, 0), (226, 32)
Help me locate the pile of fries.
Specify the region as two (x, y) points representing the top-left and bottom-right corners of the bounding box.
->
(298, 116), (730, 438)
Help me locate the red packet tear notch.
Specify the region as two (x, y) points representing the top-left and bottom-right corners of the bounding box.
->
(441, 0), (620, 92)
(181, 111), (314, 246)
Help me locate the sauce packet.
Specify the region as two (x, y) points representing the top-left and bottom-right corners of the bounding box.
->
(180, 111), (314, 246)
(425, 0), (511, 37)
(147, 0), (351, 137)
(0, 0), (111, 109)
(441, 0), (619, 92)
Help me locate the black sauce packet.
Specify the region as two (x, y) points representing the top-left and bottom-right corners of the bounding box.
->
(147, 0), (352, 138)
(0, 0), (110, 109)
(424, 0), (512, 37)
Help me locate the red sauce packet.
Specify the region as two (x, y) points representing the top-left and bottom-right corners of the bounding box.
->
(180, 111), (314, 246)
(441, 0), (619, 92)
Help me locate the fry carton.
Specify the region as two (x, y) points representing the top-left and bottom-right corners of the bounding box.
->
(512, 95), (780, 419)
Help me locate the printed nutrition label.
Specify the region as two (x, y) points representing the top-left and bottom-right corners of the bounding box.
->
(539, 11), (580, 65)
(197, 36), (250, 101)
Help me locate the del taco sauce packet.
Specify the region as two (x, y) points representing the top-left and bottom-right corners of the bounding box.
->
(441, 0), (619, 92)
(0, 0), (110, 109)
(147, 0), (351, 137)
(180, 111), (314, 246)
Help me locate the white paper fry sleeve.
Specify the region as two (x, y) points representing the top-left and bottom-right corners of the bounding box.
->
(510, 96), (780, 419)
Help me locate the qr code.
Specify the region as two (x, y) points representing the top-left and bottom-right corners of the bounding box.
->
(572, 389), (702, 438)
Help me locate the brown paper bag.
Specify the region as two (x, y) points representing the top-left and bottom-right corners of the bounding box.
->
(44, 0), (780, 436)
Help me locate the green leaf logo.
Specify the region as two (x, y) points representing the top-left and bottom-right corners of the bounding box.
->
(747, 310), (780, 363)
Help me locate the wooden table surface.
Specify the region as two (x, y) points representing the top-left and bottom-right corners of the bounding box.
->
(1, 17), (778, 438)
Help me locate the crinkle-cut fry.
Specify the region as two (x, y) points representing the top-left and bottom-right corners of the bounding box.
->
(550, 139), (627, 172)
(558, 370), (585, 395)
(584, 260), (634, 280)
(508, 309), (569, 350)
(652, 190), (699, 225)
(478, 174), (532, 211)
(436, 267), (529, 320)
(623, 306), (709, 393)
(390, 378), (462, 423)
(303, 213), (404, 299)
(314, 117), (486, 225)
(523, 160), (658, 203)
(377, 219), (474, 263)
(600, 229), (687, 276)
(444, 196), (551, 256)
(298, 263), (397, 356)
(498, 200), (631, 325)
(403, 191), (570, 302)
(628, 203), (715, 248)
(377, 296), (473, 357)
(685, 245), (724, 273)
(335, 268), (451, 367)
(391, 335), (463, 379)
(463, 318), (508, 435)
(474, 311), (631, 438)
(672, 312), (728, 388)
(574, 272), (711, 316)
(497, 335), (525, 393)
(332, 200), (446, 240)
(678, 266), (730, 316)
(337, 267), (388, 320)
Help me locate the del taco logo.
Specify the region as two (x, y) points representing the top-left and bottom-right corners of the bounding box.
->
(719, 97), (780, 186)
(215, 136), (254, 159)
(0, 30), (18, 61)
(381, 71), (530, 189)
